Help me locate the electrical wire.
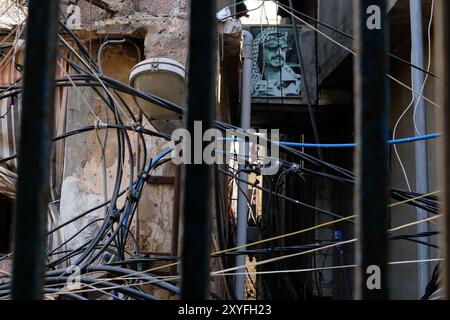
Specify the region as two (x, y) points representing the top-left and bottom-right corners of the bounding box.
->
(0, 1), (444, 300)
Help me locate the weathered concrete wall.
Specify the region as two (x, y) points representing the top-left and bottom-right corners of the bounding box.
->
(317, 0), (353, 84)
(136, 136), (176, 255)
(74, 0), (188, 33)
(59, 0), (189, 262)
(317, 0), (398, 84)
(0, 1), (26, 30)
(143, 17), (188, 65)
(59, 1), (231, 299)
(60, 43), (140, 257)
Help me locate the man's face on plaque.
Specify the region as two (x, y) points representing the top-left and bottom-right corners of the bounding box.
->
(264, 36), (288, 69)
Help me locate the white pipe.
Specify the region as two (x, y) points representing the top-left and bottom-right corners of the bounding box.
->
(410, 0), (430, 298)
(234, 30), (253, 300)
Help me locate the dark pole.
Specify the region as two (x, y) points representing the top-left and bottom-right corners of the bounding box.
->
(181, 0), (217, 299)
(11, 0), (59, 300)
(435, 0), (450, 299)
(354, 0), (390, 299)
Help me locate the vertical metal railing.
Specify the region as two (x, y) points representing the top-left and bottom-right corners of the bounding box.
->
(11, 0), (60, 300)
(354, 0), (390, 300)
(181, 0), (217, 300)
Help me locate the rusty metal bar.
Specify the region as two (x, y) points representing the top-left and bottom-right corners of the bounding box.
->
(435, 0), (450, 300)
(354, 0), (390, 300)
(180, 0), (217, 300)
(11, 0), (59, 300)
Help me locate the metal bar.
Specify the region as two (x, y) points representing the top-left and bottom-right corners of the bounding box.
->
(354, 0), (390, 300)
(234, 30), (253, 300)
(11, 0), (59, 300)
(181, 0), (217, 300)
(435, 0), (450, 300)
(409, 0), (430, 298)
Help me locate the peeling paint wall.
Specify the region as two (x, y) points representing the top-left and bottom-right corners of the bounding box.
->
(57, 0), (235, 298)
(143, 18), (188, 64)
(137, 136), (176, 255)
(59, 0), (187, 266)
(60, 43), (140, 259)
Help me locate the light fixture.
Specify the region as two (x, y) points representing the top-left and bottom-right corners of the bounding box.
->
(129, 58), (186, 133)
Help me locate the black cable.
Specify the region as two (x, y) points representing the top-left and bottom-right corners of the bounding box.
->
(48, 218), (105, 256)
(274, 0), (438, 78)
(219, 167), (353, 222)
(219, 1), (266, 21)
(43, 276), (159, 300)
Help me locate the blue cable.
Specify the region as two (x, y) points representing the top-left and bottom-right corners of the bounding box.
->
(220, 133), (441, 149)
(121, 147), (175, 247)
(121, 133), (441, 241)
(150, 147), (175, 167)
(279, 133), (441, 149)
(118, 132), (441, 262)
(135, 147), (175, 190)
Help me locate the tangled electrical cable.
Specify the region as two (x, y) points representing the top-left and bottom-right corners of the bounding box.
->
(0, 8), (185, 300)
(0, 2), (443, 301)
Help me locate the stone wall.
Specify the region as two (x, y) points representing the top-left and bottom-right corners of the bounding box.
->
(59, 0), (188, 266)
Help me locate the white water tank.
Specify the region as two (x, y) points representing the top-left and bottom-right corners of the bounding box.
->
(129, 58), (186, 133)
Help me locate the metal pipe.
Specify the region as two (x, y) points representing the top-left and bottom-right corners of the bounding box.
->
(234, 30), (254, 300)
(354, 0), (390, 299)
(11, 0), (59, 300)
(98, 39), (142, 74)
(98, 39), (126, 73)
(181, 0), (217, 300)
(435, 0), (450, 300)
(409, 0), (430, 298)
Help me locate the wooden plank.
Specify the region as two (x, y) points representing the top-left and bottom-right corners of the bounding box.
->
(147, 176), (175, 185)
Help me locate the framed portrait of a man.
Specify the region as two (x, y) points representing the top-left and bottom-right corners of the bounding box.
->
(249, 26), (302, 98)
